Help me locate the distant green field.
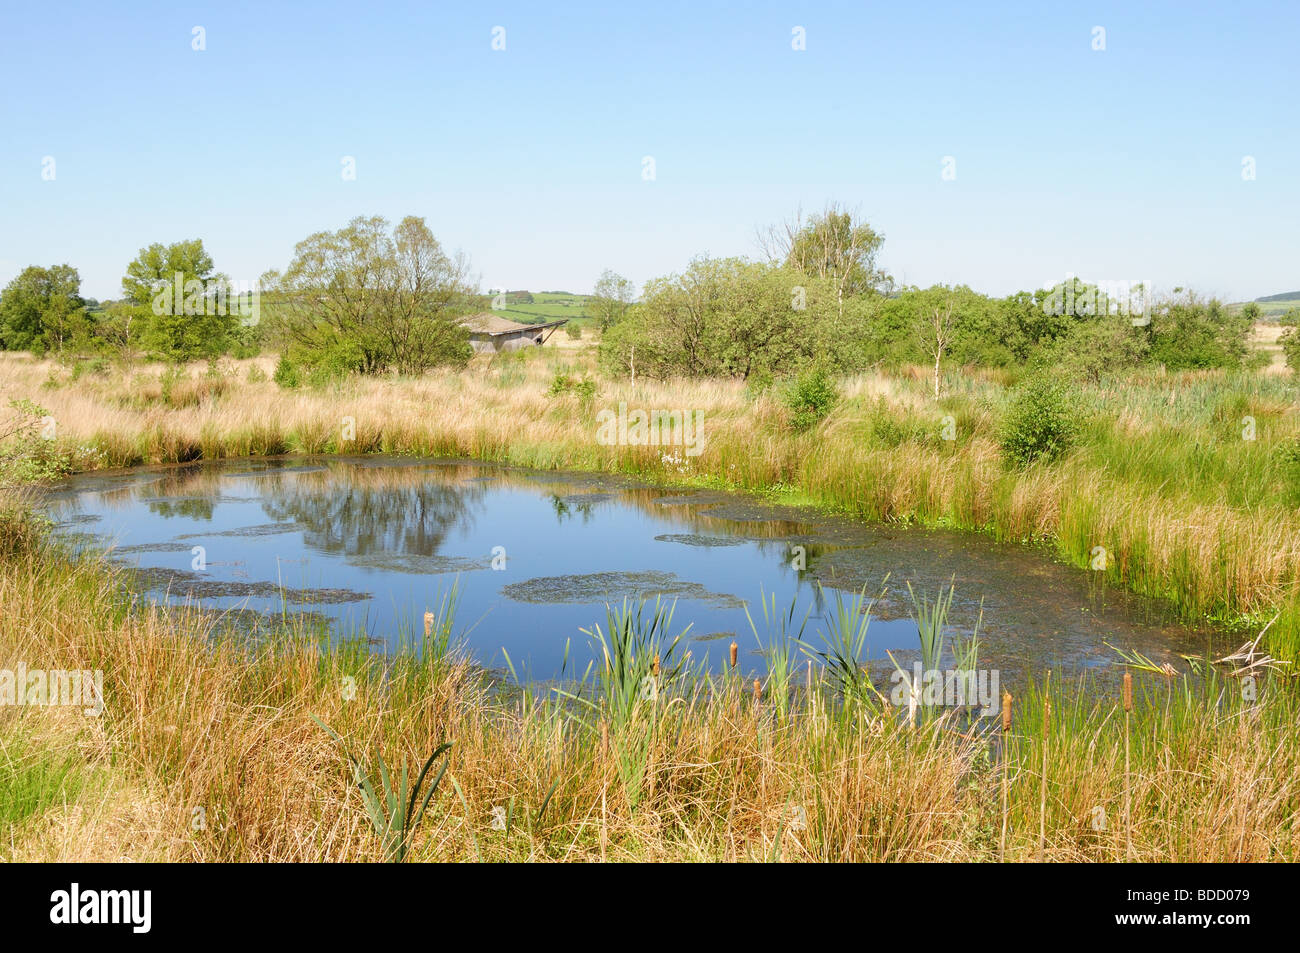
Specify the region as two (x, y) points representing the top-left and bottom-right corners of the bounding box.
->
(492, 291), (594, 325)
(1256, 296), (1300, 319)
(1227, 293), (1300, 320)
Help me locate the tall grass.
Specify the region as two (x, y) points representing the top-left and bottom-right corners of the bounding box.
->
(0, 534), (1297, 861)
(801, 582), (884, 710)
(312, 715), (452, 863)
(0, 727), (93, 835)
(745, 588), (808, 723)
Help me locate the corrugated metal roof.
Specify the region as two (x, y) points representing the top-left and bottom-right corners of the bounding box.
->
(459, 312), (567, 335)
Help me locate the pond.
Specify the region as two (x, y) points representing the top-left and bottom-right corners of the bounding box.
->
(41, 456), (1220, 684)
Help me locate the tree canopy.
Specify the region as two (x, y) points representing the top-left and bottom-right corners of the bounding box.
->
(262, 215), (474, 375)
(0, 264), (86, 353)
(121, 238), (236, 361)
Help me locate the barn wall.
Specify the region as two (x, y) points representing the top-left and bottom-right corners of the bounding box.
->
(499, 333), (544, 352)
(468, 330), (549, 353)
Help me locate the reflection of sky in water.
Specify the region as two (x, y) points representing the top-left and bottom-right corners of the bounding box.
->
(41, 458), (1222, 685)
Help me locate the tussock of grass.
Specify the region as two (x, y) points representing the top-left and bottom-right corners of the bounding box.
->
(0, 727), (93, 835)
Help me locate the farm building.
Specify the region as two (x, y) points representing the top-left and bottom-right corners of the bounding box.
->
(459, 312), (568, 353)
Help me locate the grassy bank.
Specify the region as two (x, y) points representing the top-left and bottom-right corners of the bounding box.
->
(5, 344), (1300, 660)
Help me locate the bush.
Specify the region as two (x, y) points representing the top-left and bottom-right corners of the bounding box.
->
(548, 371), (575, 396)
(69, 358), (110, 381)
(548, 371), (596, 401)
(283, 341), (367, 389)
(565, 323), (582, 339)
(866, 399), (929, 447)
(998, 375), (1080, 467)
(229, 322), (263, 359)
(783, 367), (839, 431)
(1036, 312), (1149, 384)
(273, 355), (301, 389)
(1275, 438), (1300, 506)
(0, 399), (74, 486)
(306, 361), (350, 390)
(1147, 295), (1249, 370)
(1281, 328), (1300, 372)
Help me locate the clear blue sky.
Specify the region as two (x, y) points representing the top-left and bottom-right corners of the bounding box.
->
(1, 0), (1296, 302)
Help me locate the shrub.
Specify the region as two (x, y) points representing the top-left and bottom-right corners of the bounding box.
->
(548, 371), (575, 396)
(867, 401), (920, 447)
(273, 355), (301, 389)
(1147, 295), (1249, 370)
(69, 358), (110, 381)
(548, 371), (596, 401)
(596, 258), (839, 380)
(565, 323), (582, 339)
(1281, 327), (1300, 372)
(229, 322), (263, 359)
(1275, 438), (1300, 506)
(306, 361), (350, 390)
(159, 366), (183, 404)
(1036, 313), (1149, 384)
(998, 375), (1080, 467)
(0, 399), (73, 486)
(783, 367), (839, 431)
(1275, 435), (1300, 466)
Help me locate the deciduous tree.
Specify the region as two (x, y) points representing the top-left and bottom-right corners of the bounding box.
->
(0, 264), (86, 353)
(263, 215), (473, 375)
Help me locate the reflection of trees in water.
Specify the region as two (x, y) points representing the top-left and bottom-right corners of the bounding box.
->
(74, 464), (221, 518)
(742, 535), (825, 584)
(147, 498), (216, 521)
(152, 464), (219, 497)
(260, 465), (488, 557)
(549, 494), (600, 524)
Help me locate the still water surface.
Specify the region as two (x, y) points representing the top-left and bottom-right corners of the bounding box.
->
(43, 457), (1218, 683)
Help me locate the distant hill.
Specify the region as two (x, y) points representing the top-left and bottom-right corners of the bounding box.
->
(1227, 292), (1300, 320)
